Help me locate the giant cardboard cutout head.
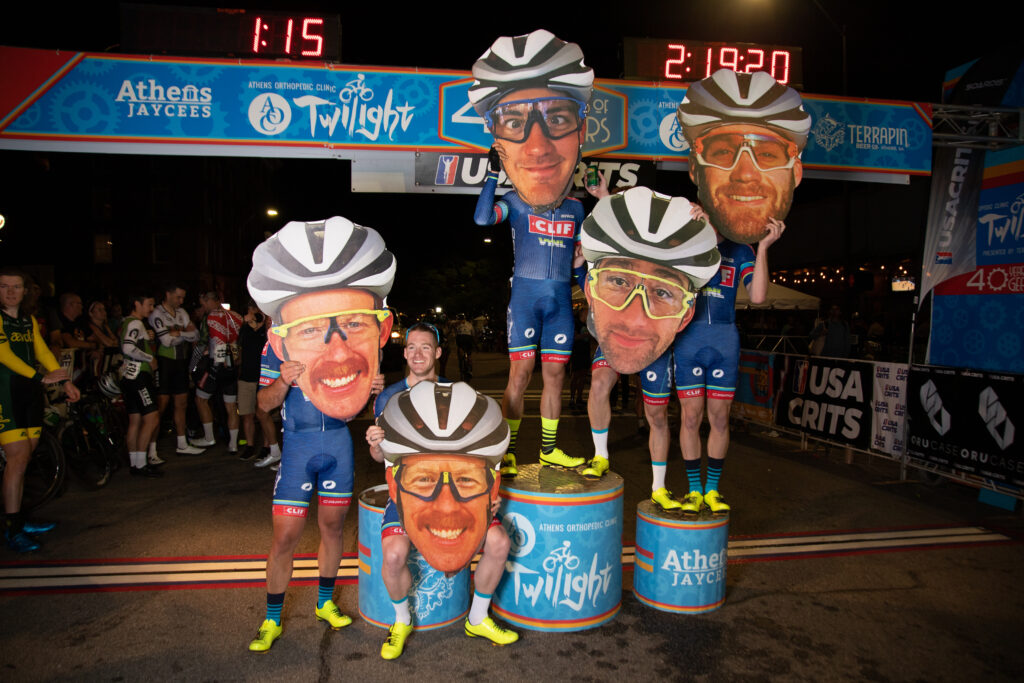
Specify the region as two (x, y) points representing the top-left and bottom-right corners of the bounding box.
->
(469, 29), (594, 212)
(379, 381), (509, 573)
(247, 216), (396, 421)
(581, 187), (721, 375)
(677, 69), (811, 244)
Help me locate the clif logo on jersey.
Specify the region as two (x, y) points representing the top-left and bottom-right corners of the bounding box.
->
(528, 215), (574, 238)
(435, 155), (459, 185)
(719, 265), (736, 288)
(935, 252), (953, 265)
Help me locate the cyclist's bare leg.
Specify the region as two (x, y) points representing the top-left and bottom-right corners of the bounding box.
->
(241, 414), (255, 448)
(381, 533), (412, 600)
(502, 357), (535, 420)
(679, 396), (706, 463)
(644, 403), (670, 467)
(2, 438), (34, 515)
(316, 505), (348, 581)
(474, 524), (511, 594)
(539, 362), (565, 421)
(257, 407), (278, 447)
(126, 413), (142, 452)
(587, 366), (617, 440)
(195, 395), (212, 426)
(706, 398), (732, 461)
(139, 412), (159, 452)
(225, 401), (239, 431)
(266, 514), (306, 593)
(172, 393), (188, 437)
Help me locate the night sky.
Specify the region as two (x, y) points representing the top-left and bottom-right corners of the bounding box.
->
(0, 1), (1017, 321)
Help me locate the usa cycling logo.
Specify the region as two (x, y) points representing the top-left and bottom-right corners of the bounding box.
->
(811, 114), (845, 152)
(436, 155), (459, 185)
(979, 387), (1015, 450)
(248, 93), (292, 135)
(920, 380), (950, 435)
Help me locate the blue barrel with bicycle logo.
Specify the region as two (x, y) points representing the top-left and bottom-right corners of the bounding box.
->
(357, 485), (470, 630)
(494, 464), (623, 631)
(633, 500), (728, 613)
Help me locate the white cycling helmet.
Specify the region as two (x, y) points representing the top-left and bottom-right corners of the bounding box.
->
(247, 216), (396, 320)
(378, 381), (509, 467)
(468, 29), (594, 117)
(581, 186), (721, 290)
(677, 68), (811, 150)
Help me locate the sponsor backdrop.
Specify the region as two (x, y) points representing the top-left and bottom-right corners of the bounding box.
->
(0, 47), (931, 175)
(735, 353), (910, 459)
(774, 355), (873, 451)
(730, 351), (775, 425)
(870, 363), (909, 457)
(907, 365), (1022, 487)
(921, 55), (1024, 373)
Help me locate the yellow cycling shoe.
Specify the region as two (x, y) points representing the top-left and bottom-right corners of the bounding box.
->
(248, 619), (283, 653)
(381, 621), (413, 660)
(315, 599), (353, 630)
(651, 487), (683, 511)
(581, 455), (609, 478)
(539, 447), (585, 469)
(680, 490), (704, 514)
(464, 616), (519, 645)
(500, 453), (518, 478)
(704, 489), (730, 513)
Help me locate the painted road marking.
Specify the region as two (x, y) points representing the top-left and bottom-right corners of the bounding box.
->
(0, 526), (1010, 594)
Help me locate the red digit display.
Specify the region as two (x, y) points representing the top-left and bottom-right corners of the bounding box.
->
(718, 47), (739, 73)
(301, 18), (324, 57)
(771, 51), (791, 85)
(665, 44), (689, 79)
(745, 49), (764, 73)
(623, 37), (803, 90)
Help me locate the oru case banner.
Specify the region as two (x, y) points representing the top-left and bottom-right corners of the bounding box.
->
(907, 365), (1023, 487)
(775, 356), (872, 450)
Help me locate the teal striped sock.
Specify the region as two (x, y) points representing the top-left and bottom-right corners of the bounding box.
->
(685, 459), (702, 492)
(266, 592), (285, 625)
(317, 577), (335, 608)
(706, 457), (724, 493)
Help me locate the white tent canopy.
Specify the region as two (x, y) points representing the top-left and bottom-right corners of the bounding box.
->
(735, 282), (820, 310)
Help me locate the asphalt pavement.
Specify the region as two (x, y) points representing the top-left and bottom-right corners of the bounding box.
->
(1, 352), (1022, 682)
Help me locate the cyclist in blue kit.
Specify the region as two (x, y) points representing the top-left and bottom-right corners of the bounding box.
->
(245, 216), (396, 652)
(640, 68), (809, 513)
(470, 29), (594, 476)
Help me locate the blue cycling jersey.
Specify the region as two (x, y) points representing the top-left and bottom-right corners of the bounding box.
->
(474, 172), (583, 282)
(693, 239), (755, 325)
(259, 342), (346, 432)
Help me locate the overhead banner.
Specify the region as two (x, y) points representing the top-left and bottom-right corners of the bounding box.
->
(0, 47), (931, 175)
(775, 356), (872, 450)
(907, 365), (1022, 487)
(921, 55), (1024, 374)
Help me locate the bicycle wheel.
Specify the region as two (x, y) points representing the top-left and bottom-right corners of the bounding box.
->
(61, 420), (112, 489)
(21, 430), (67, 511)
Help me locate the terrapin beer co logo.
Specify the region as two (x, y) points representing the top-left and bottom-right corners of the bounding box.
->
(116, 79), (213, 118)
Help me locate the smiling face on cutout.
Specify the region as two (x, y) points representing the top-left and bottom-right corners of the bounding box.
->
(270, 288), (392, 421)
(388, 453), (500, 573)
(690, 124), (802, 244)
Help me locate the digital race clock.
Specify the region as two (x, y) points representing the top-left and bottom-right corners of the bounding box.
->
(120, 4), (341, 61)
(623, 37), (803, 89)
